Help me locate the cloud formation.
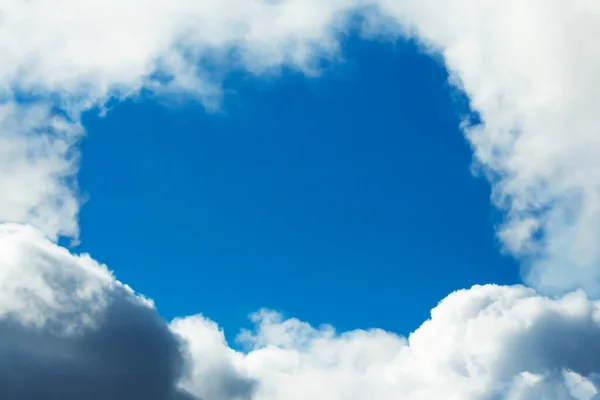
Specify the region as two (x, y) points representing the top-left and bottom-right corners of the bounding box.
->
(176, 284), (600, 400)
(2, 1), (600, 399)
(380, 0), (600, 296)
(1, 0), (600, 293)
(3, 223), (600, 400)
(0, 224), (252, 400)
(0, 102), (81, 240)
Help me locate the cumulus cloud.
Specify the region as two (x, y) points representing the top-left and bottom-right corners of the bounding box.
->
(2, 1), (600, 399)
(176, 284), (600, 400)
(377, 0), (600, 296)
(0, 224), (253, 400)
(0, 0), (368, 241)
(1, 0), (369, 103)
(1, 0), (599, 293)
(3, 225), (600, 400)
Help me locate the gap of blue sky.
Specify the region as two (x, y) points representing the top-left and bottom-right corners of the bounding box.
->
(77, 37), (518, 339)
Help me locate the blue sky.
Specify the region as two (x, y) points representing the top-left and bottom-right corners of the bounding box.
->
(77, 38), (518, 339)
(5, 2), (600, 399)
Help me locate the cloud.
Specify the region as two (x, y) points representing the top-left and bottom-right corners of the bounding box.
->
(0, 102), (81, 240)
(171, 317), (257, 400)
(0, 223), (253, 400)
(177, 285), (600, 400)
(2, 0), (600, 294)
(1, 0), (367, 102)
(2, 1), (600, 398)
(3, 222), (600, 400)
(0, 0), (368, 242)
(376, 0), (600, 296)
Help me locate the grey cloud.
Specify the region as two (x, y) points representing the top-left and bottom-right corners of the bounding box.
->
(0, 225), (256, 400)
(0, 286), (255, 400)
(504, 309), (600, 377)
(0, 287), (190, 400)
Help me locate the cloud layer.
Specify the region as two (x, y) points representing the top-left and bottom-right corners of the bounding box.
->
(2, 1), (600, 399)
(176, 285), (600, 400)
(1, 0), (600, 293)
(3, 224), (600, 400)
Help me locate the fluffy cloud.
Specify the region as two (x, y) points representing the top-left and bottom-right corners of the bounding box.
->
(1, 0), (600, 294)
(0, 223), (252, 400)
(1, 0), (368, 102)
(3, 222), (600, 400)
(2, 1), (600, 399)
(174, 284), (600, 400)
(0, 0), (367, 243)
(377, 0), (600, 296)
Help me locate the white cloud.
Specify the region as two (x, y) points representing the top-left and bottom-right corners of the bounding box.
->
(171, 316), (256, 400)
(0, 102), (81, 240)
(176, 284), (600, 400)
(0, 223), (111, 330)
(0, 0), (369, 242)
(1, 0), (599, 294)
(0, 0), (368, 102)
(376, 0), (600, 296)
(2, 1), (600, 398)
(3, 223), (600, 400)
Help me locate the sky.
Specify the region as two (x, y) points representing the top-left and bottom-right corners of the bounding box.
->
(77, 38), (518, 336)
(2, 1), (600, 400)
